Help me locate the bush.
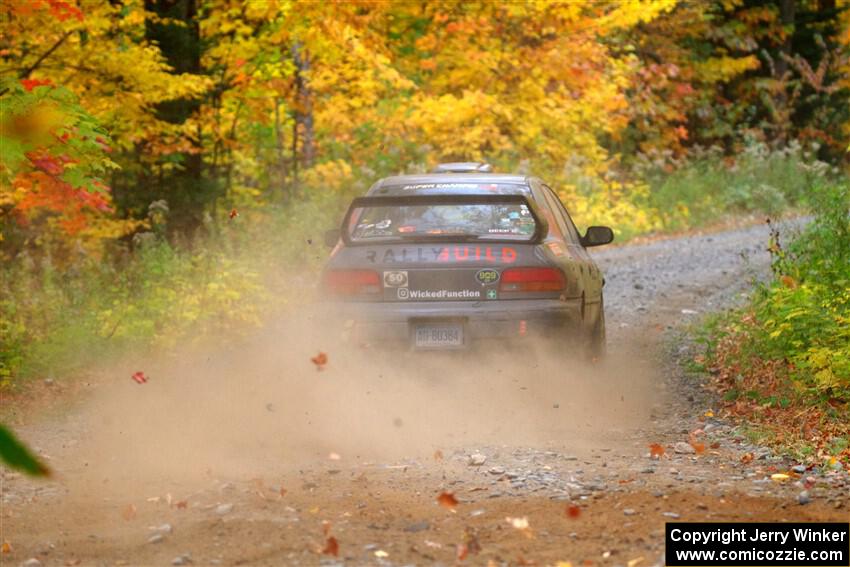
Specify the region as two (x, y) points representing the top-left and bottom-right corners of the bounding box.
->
(637, 142), (835, 231)
(702, 180), (850, 462)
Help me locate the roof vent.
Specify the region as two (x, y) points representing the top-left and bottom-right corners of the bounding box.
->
(431, 162), (493, 173)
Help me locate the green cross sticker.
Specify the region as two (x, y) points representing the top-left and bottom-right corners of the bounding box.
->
(486, 289), (498, 300)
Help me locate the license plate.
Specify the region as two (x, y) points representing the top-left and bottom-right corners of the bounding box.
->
(414, 323), (464, 348)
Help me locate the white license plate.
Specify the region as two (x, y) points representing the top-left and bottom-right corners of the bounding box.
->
(414, 323), (464, 348)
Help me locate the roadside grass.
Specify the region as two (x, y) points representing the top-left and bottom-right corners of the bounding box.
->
(0, 195), (342, 388)
(693, 181), (850, 466)
(0, 145), (845, 388)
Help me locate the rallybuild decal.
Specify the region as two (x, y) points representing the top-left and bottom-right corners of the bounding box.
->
(398, 289), (482, 300)
(366, 246), (518, 264)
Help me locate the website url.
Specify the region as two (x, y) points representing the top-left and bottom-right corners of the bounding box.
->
(676, 549), (845, 563)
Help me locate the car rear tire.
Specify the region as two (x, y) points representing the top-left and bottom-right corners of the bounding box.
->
(585, 299), (606, 361)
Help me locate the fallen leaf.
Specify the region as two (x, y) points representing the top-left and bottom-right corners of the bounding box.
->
(740, 452), (754, 464)
(229, 208), (239, 220)
(322, 536), (338, 556)
(374, 550), (388, 558)
(465, 528), (482, 555)
(704, 409), (714, 417)
(279, 487), (288, 497)
(1, 542), (11, 554)
(322, 520), (332, 537)
(690, 441), (706, 455)
(311, 352), (328, 370)
(437, 491), (458, 509)
(649, 443), (665, 458)
(131, 371), (148, 384)
(433, 450), (444, 461)
(122, 503), (137, 521)
(175, 500), (188, 509)
(456, 543), (469, 561)
(771, 473), (790, 482)
(65, 560), (81, 566)
(710, 442), (720, 449)
(627, 557), (645, 567)
(566, 505), (581, 519)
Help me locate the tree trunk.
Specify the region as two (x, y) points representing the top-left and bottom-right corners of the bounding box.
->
(292, 42), (315, 172)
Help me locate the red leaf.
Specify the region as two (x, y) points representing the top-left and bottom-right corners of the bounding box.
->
(566, 505), (581, 519)
(229, 208), (239, 220)
(20, 78), (52, 92)
(322, 536), (338, 556)
(311, 352), (328, 370)
(131, 371), (148, 384)
(437, 491), (458, 509)
(649, 443), (665, 458)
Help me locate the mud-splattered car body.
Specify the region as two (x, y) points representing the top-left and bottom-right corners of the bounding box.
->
(321, 165), (613, 352)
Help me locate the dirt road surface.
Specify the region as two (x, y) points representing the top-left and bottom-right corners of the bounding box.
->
(3, 221), (848, 566)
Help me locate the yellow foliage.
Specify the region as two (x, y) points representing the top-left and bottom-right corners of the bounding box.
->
(692, 55), (761, 83)
(302, 160), (354, 192)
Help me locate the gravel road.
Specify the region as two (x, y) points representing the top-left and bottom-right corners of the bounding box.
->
(3, 219), (847, 567)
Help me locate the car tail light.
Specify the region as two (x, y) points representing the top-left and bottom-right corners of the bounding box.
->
(323, 269), (381, 296)
(500, 267), (566, 292)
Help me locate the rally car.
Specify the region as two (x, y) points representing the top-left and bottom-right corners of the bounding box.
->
(320, 163), (614, 355)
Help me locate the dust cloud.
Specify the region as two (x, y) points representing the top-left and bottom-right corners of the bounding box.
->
(63, 299), (658, 499)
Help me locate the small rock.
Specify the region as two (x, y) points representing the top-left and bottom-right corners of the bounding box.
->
(662, 512), (681, 519)
(148, 534), (164, 544)
(623, 508), (636, 516)
(215, 503), (233, 515)
(172, 554), (192, 565)
(792, 465), (806, 474)
(488, 466), (505, 475)
(674, 442), (695, 455)
(21, 560), (42, 567)
(553, 403), (560, 409)
(830, 461), (844, 471)
(403, 521), (430, 533)
(798, 491), (811, 505)
(468, 453), (487, 466)
(155, 523), (173, 534)
(641, 467), (655, 474)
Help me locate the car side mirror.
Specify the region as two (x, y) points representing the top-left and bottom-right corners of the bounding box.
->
(324, 228), (341, 247)
(581, 226), (614, 247)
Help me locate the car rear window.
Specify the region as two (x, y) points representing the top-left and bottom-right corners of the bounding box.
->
(348, 202), (538, 242)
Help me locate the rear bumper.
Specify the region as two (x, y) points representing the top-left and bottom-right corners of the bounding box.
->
(318, 298), (583, 346)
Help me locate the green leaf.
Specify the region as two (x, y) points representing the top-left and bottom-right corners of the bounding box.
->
(0, 425), (50, 477)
